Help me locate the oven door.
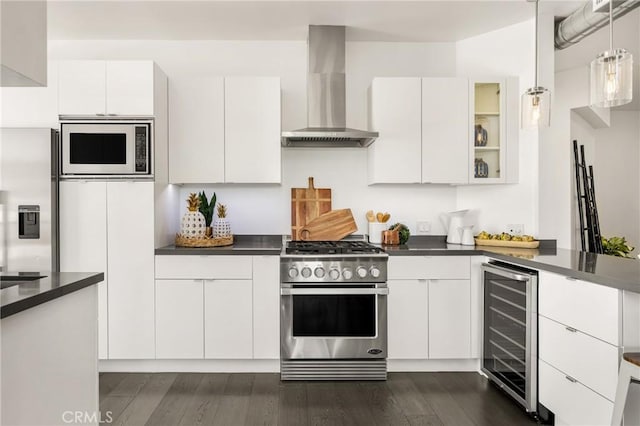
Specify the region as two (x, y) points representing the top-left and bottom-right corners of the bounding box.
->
(61, 123), (150, 175)
(280, 284), (388, 359)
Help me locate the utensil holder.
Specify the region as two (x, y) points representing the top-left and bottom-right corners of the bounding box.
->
(368, 222), (387, 244)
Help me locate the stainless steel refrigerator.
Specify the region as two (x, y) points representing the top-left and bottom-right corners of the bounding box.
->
(0, 128), (59, 272)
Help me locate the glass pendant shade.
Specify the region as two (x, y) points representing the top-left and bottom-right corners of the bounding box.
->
(590, 48), (633, 107)
(521, 87), (550, 129)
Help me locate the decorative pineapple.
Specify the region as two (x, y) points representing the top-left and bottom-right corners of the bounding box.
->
(213, 203), (231, 238)
(180, 193), (206, 238)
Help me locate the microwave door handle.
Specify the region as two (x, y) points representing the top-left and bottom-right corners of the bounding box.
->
(281, 288), (389, 296)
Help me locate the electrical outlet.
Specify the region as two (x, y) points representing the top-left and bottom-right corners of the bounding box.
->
(507, 224), (524, 235)
(417, 221), (431, 235)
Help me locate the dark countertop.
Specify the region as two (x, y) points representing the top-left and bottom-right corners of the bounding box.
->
(1, 272), (104, 319)
(381, 236), (640, 294)
(155, 234), (282, 256)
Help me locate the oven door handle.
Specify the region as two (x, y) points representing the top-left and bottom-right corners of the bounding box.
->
(280, 288), (389, 296)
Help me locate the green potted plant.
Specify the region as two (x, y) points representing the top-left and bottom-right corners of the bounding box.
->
(198, 191), (216, 237)
(601, 236), (635, 258)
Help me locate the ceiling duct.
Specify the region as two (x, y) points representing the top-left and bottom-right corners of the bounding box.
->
(555, 0), (640, 50)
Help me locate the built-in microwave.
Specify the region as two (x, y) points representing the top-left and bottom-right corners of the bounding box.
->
(60, 119), (152, 177)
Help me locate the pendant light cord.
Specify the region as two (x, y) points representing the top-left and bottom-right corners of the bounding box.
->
(609, 0), (613, 52)
(534, 0), (539, 88)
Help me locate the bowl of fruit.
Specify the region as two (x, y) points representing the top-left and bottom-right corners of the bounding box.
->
(475, 231), (539, 248)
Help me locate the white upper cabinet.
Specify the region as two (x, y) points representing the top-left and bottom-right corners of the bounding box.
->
(422, 78), (469, 184)
(105, 61), (155, 116)
(58, 60), (159, 116)
(224, 77), (281, 183)
(369, 75), (517, 185)
(368, 77), (422, 184)
(169, 76), (225, 183)
(58, 61), (106, 116)
(168, 76), (281, 184)
(469, 77), (519, 184)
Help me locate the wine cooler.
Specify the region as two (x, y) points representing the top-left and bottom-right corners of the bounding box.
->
(481, 261), (538, 414)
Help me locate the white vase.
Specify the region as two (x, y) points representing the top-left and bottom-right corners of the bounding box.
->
(214, 218), (231, 237)
(181, 210), (206, 238)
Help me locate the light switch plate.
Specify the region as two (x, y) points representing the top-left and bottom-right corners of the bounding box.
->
(417, 221), (431, 235)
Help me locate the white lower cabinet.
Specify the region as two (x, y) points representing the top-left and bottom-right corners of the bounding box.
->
(204, 280), (253, 359)
(539, 360), (614, 426)
(388, 279), (428, 359)
(428, 279), (471, 359)
(387, 256), (473, 360)
(156, 280), (204, 359)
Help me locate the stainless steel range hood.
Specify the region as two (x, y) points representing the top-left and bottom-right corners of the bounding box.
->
(282, 25), (378, 147)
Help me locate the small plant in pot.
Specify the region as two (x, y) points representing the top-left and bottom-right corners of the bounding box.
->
(602, 236), (635, 258)
(198, 191), (216, 237)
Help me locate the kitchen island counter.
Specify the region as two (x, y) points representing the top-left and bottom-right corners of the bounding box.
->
(1, 272), (104, 319)
(381, 237), (640, 294)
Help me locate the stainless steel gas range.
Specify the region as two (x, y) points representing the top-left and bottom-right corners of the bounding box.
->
(280, 239), (389, 380)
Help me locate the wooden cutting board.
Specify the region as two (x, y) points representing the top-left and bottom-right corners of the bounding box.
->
(291, 177), (332, 240)
(299, 209), (357, 241)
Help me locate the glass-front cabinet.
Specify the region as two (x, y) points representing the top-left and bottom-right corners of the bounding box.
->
(470, 79), (506, 183)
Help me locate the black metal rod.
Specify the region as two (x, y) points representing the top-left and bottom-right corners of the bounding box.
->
(588, 165), (604, 254)
(573, 140), (587, 252)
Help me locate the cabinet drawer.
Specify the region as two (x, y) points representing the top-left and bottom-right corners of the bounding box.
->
(538, 270), (620, 345)
(539, 360), (613, 426)
(155, 255), (252, 279)
(388, 256), (470, 280)
(539, 316), (618, 401)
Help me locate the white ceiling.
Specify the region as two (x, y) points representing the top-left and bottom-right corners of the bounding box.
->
(47, 0), (584, 42)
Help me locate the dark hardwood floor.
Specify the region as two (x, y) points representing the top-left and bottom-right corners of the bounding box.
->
(99, 372), (538, 426)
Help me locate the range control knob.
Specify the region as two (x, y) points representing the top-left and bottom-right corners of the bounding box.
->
(370, 267), (381, 278)
(301, 267), (312, 278)
(329, 269), (340, 280)
(314, 267), (325, 278)
(288, 267), (299, 278)
(342, 268), (353, 280)
(356, 267), (367, 278)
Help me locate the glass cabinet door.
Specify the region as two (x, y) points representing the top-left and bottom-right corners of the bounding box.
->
(471, 80), (505, 182)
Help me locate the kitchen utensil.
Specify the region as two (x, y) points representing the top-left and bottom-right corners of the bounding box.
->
(440, 209), (470, 244)
(368, 222), (387, 244)
(376, 212), (384, 222)
(299, 209), (357, 241)
(461, 225), (475, 246)
(291, 177), (332, 240)
(382, 230), (399, 245)
(381, 213), (391, 223)
(366, 210), (375, 223)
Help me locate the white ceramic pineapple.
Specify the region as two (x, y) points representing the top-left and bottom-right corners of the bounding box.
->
(214, 203), (231, 238)
(181, 193), (206, 238)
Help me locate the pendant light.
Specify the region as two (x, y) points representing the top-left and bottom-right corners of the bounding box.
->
(590, 0), (633, 107)
(522, 0), (550, 129)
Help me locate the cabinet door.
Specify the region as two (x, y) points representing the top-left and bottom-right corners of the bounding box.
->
(428, 279), (471, 359)
(468, 78), (507, 184)
(59, 181), (109, 359)
(106, 182), (155, 359)
(169, 76), (225, 183)
(252, 256), (280, 359)
(58, 60), (106, 115)
(422, 78), (469, 184)
(368, 78), (422, 184)
(387, 280), (428, 359)
(156, 280), (204, 359)
(106, 61), (155, 116)
(224, 77), (281, 183)
(204, 279), (253, 359)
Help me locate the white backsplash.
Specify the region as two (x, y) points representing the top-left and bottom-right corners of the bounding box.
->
(178, 148), (457, 236)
